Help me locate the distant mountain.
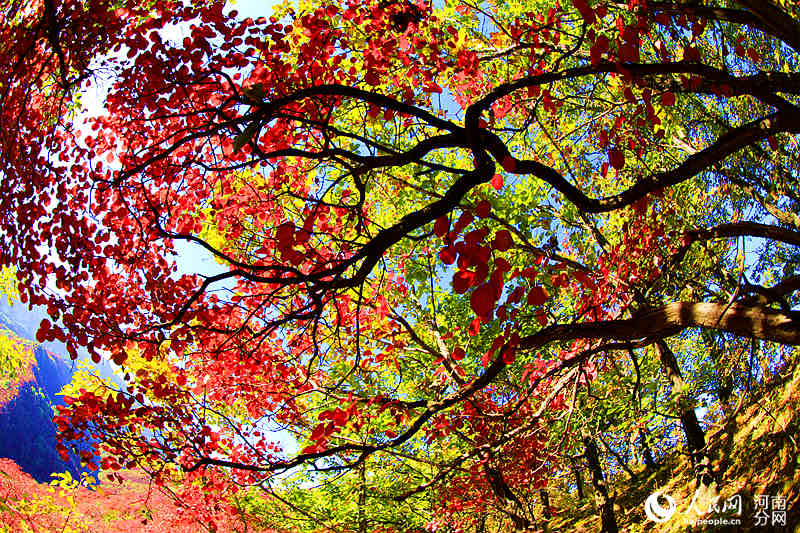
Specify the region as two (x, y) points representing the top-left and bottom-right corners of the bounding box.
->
(0, 308), (94, 483)
(0, 299), (119, 384)
(0, 345), (84, 482)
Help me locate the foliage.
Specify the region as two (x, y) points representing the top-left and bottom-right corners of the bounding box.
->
(1, 0), (799, 530)
(0, 327), (35, 402)
(0, 267), (35, 396)
(0, 267), (18, 307)
(0, 458), (273, 532)
(547, 362), (800, 532)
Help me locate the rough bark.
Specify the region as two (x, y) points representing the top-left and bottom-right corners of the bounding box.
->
(483, 459), (531, 531)
(582, 430), (619, 533)
(655, 340), (717, 491)
(570, 456), (586, 500)
(518, 302), (800, 349)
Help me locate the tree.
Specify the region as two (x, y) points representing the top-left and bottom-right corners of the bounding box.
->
(0, 457), (272, 532)
(2, 0), (800, 530)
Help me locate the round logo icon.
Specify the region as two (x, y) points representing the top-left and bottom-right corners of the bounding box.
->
(645, 491), (677, 523)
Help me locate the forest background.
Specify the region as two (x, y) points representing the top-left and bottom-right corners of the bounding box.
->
(1, 0), (799, 531)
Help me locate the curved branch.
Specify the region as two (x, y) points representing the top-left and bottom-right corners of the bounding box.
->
(517, 302), (800, 350)
(482, 111), (799, 213)
(465, 60), (799, 128)
(184, 299), (797, 477)
(686, 221), (800, 248)
(647, 2), (800, 53)
(255, 84), (459, 133)
(727, 0), (800, 53)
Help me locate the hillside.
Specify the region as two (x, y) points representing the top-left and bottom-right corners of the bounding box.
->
(546, 367), (800, 532)
(0, 345), (82, 482)
(0, 308), (91, 483)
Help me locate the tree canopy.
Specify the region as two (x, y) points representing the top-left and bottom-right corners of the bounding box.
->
(1, 0), (800, 530)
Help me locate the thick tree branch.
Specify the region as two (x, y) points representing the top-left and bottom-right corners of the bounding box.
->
(648, 2), (800, 52)
(732, 0), (800, 53)
(517, 302), (800, 349)
(686, 221), (800, 248)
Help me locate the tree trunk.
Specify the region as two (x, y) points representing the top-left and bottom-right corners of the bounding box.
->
(540, 489), (551, 519)
(358, 461), (367, 533)
(483, 458), (531, 531)
(655, 340), (717, 491)
(638, 428), (657, 469)
(582, 430), (619, 533)
(570, 456), (585, 500)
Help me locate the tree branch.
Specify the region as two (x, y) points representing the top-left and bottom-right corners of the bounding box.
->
(517, 302), (800, 349)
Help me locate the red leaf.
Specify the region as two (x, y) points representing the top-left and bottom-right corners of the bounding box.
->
(660, 91), (675, 106)
(573, 271), (597, 290)
(470, 283), (495, 317)
(275, 223), (295, 253)
(453, 270), (475, 294)
(433, 215), (449, 237)
(683, 46), (701, 62)
(468, 317), (482, 336)
(493, 230), (513, 251)
(453, 211), (475, 234)
(332, 408), (348, 426)
(451, 347), (465, 361)
(609, 148), (625, 170)
(310, 424), (326, 442)
(595, 4), (607, 18)
(768, 135), (779, 151)
(619, 42), (639, 62)
(572, 0), (595, 25)
(36, 319), (50, 343)
(439, 246), (457, 265)
(497, 305), (508, 321)
(595, 35), (609, 53)
(111, 350), (127, 366)
(465, 228), (488, 246)
(536, 311), (548, 326)
(475, 199), (491, 218)
(494, 257), (511, 273)
(490, 174), (504, 190)
(527, 286), (548, 306)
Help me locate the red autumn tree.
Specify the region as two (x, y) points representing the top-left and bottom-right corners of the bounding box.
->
(0, 458), (276, 532)
(2, 0), (800, 530)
